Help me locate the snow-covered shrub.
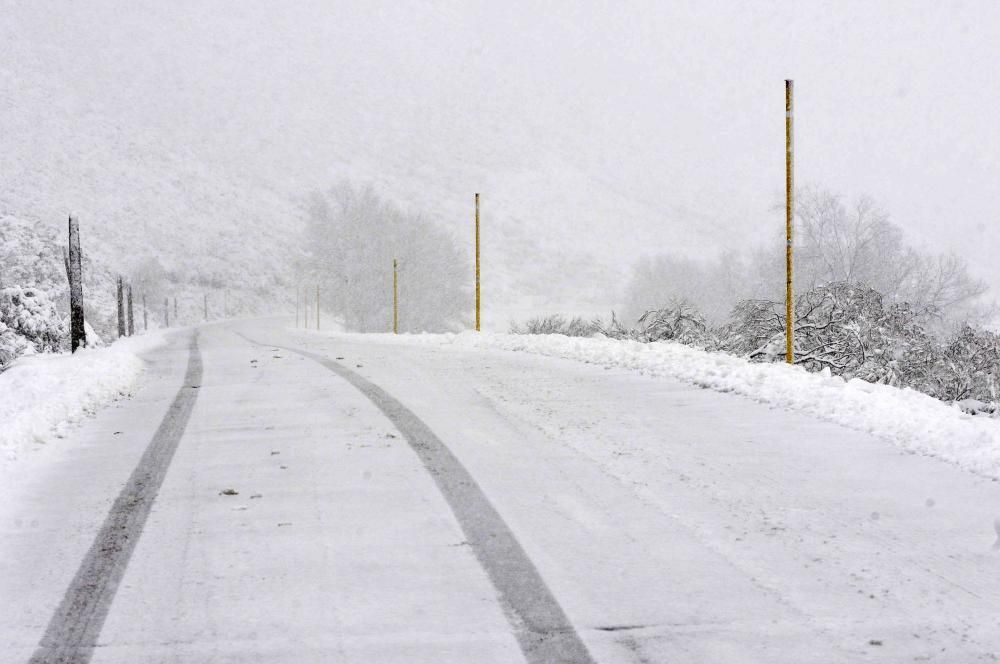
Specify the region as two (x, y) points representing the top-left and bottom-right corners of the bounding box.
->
(857, 301), (939, 388)
(928, 325), (1000, 403)
(589, 303), (717, 348)
(717, 298), (786, 360)
(511, 283), (1000, 413)
(510, 314), (596, 337)
(0, 286), (67, 354)
(719, 282), (937, 383)
(633, 302), (717, 348)
(0, 320), (31, 371)
(591, 312), (633, 340)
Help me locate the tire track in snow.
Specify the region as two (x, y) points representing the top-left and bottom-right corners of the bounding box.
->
(240, 333), (596, 664)
(29, 332), (202, 664)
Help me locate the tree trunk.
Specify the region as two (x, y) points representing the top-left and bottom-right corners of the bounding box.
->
(116, 276), (126, 338)
(127, 285), (135, 336)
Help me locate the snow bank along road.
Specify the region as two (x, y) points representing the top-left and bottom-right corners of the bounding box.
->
(3, 319), (1000, 663)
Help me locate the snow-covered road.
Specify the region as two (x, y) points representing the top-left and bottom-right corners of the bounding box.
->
(4, 319), (1000, 663)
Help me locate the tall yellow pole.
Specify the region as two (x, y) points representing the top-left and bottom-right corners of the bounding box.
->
(393, 259), (399, 334)
(475, 193), (481, 332)
(316, 284), (320, 331)
(785, 79), (795, 365)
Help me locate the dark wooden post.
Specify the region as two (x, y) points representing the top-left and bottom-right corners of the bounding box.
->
(67, 216), (86, 351)
(127, 285), (135, 336)
(116, 276), (126, 338)
(142, 293), (148, 331)
(475, 193), (481, 332)
(164, 297), (170, 327)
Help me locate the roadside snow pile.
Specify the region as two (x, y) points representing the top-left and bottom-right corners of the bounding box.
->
(364, 331), (1000, 479)
(0, 332), (167, 461)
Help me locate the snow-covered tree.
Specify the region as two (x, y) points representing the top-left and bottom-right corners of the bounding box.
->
(305, 183), (468, 332)
(622, 187), (989, 326)
(621, 251), (748, 324)
(718, 282), (938, 384)
(794, 187), (987, 313)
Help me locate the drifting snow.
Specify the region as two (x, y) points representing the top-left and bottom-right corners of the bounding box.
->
(0, 331), (168, 462)
(338, 330), (1000, 479)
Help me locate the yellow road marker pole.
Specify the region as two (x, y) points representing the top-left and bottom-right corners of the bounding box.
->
(393, 258), (399, 334)
(785, 79), (795, 365)
(475, 193), (481, 332)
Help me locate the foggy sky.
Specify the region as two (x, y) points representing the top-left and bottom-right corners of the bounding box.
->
(5, 0), (1000, 309)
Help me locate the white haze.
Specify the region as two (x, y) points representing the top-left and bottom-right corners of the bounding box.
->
(3, 0), (999, 326)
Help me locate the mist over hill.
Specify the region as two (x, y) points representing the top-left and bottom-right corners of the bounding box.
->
(3, 2), (998, 331)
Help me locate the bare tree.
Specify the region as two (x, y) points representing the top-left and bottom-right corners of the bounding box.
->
(624, 187), (989, 326)
(622, 250), (748, 325)
(794, 187), (986, 313)
(305, 182), (468, 332)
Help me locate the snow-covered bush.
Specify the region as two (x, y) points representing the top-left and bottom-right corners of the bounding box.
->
(513, 303), (716, 348)
(0, 286), (67, 355)
(591, 312), (634, 339)
(633, 302), (716, 348)
(716, 298), (785, 360)
(0, 320), (31, 371)
(928, 325), (1000, 404)
(514, 282), (1000, 413)
(718, 283), (936, 384)
(510, 314), (596, 337)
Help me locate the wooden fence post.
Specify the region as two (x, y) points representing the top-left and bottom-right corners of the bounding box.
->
(67, 216), (86, 352)
(475, 193), (481, 332)
(117, 276), (126, 338)
(127, 285), (134, 336)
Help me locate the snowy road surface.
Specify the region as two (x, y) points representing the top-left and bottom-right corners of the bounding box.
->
(3, 319), (1000, 663)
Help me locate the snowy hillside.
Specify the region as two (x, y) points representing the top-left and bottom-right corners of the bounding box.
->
(5, 2), (999, 331)
(0, 6), (303, 334)
(0, 2), (762, 329)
